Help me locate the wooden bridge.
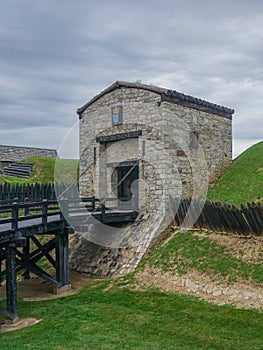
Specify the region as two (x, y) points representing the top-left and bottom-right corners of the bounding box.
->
(0, 197), (138, 321)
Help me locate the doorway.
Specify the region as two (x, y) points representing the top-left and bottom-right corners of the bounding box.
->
(116, 164), (139, 206)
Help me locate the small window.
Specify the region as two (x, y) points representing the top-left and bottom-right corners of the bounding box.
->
(189, 131), (198, 149)
(111, 105), (123, 126)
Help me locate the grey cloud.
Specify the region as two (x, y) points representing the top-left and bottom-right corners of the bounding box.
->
(0, 0), (262, 156)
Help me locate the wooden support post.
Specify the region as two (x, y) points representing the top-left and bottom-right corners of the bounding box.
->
(6, 242), (18, 321)
(22, 237), (30, 280)
(0, 247), (4, 285)
(55, 229), (70, 289)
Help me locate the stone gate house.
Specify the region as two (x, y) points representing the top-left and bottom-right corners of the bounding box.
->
(70, 81), (234, 277)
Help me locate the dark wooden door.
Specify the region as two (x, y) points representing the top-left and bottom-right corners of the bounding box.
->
(117, 165), (139, 202)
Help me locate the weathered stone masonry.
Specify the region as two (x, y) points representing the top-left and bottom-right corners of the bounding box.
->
(69, 81), (234, 277)
(0, 145), (57, 164)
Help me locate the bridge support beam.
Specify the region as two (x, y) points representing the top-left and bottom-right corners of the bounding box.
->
(5, 242), (18, 321)
(55, 229), (70, 289)
(22, 237), (30, 280)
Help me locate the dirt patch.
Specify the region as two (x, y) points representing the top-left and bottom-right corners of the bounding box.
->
(127, 228), (263, 310)
(0, 271), (91, 333)
(0, 271), (92, 332)
(0, 318), (42, 333)
(193, 230), (263, 264)
(134, 266), (263, 309)
(0, 271), (91, 302)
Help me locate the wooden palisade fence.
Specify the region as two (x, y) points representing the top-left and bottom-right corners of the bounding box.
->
(0, 183), (78, 202)
(0, 184), (262, 235)
(174, 199), (263, 235)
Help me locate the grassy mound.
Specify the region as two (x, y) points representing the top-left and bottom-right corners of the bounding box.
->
(0, 157), (79, 184)
(207, 141), (263, 206)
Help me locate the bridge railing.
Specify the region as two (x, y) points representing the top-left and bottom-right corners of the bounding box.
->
(0, 196), (139, 238)
(0, 199), (61, 231)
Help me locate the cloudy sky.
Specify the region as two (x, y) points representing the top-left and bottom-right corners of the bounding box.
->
(0, 0), (262, 158)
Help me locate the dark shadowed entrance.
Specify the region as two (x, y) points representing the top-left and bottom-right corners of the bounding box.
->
(117, 164), (139, 205)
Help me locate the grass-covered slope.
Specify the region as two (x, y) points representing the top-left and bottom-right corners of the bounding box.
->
(207, 141), (263, 206)
(0, 157), (79, 184)
(140, 230), (263, 285)
(0, 229), (262, 348)
(1, 276), (263, 349)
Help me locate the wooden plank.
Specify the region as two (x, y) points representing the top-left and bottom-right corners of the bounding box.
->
(184, 198), (197, 228)
(249, 203), (263, 234)
(241, 203), (259, 234)
(15, 251), (60, 287)
(227, 205), (243, 233)
(214, 202), (228, 232)
(230, 205), (251, 235)
(29, 236), (57, 268)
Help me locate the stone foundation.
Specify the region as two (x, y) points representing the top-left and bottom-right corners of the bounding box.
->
(69, 209), (173, 278)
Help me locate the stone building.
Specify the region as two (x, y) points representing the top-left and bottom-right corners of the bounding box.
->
(78, 81), (234, 210)
(70, 81), (234, 277)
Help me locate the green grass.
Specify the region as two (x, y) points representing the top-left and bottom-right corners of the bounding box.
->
(142, 231), (263, 284)
(207, 141), (263, 206)
(1, 281), (263, 349)
(0, 157), (79, 184)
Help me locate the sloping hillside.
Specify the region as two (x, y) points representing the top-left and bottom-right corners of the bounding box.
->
(130, 227), (263, 309)
(207, 141), (263, 206)
(0, 157), (79, 184)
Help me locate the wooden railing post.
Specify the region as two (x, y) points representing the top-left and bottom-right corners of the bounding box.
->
(92, 196), (95, 211)
(42, 199), (48, 231)
(24, 197), (29, 216)
(11, 200), (19, 232)
(59, 198), (69, 222)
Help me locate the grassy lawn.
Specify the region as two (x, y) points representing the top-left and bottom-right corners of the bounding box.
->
(0, 157), (79, 185)
(0, 280), (262, 350)
(207, 141), (263, 206)
(142, 231), (263, 284)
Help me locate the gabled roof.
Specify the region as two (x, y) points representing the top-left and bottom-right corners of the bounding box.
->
(77, 81), (234, 119)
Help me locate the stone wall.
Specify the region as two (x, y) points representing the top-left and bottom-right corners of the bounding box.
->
(69, 211), (169, 278)
(79, 86), (232, 206)
(0, 145), (58, 163)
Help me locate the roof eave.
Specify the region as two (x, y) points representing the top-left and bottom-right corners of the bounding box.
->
(77, 81), (234, 119)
